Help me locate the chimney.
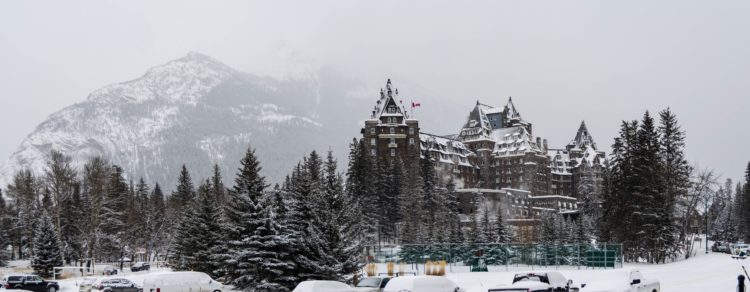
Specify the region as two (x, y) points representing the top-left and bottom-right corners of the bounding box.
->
(543, 139), (548, 152)
(536, 137), (541, 148)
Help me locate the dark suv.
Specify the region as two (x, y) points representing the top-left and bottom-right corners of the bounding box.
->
(130, 262), (150, 272)
(2, 275), (60, 292)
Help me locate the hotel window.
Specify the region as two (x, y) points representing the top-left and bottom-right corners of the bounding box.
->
(370, 127), (376, 135)
(370, 138), (376, 146)
(409, 138), (414, 145)
(370, 149), (376, 156)
(390, 127), (395, 134)
(390, 149), (396, 157)
(409, 127), (414, 135)
(390, 138), (395, 144)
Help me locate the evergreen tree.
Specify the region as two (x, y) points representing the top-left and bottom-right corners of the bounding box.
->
(31, 214), (63, 278)
(211, 164), (227, 208)
(101, 165), (128, 262)
(494, 207), (512, 243)
(480, 206), (495, 243)
(0, 189), (9, 266)
(221, 148), (270, 288)
(171, 165), (195, 209)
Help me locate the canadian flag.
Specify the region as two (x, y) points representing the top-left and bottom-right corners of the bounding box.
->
(411, 101), (421, 108)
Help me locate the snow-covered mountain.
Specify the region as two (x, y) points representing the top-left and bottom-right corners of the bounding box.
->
(0, 52), (468, 190)
(0, 53), (351, 189)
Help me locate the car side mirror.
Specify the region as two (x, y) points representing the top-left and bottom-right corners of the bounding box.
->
(631, 279), (641, 285)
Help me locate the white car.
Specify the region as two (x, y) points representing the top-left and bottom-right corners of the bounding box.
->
(383, 276), (464, 292)
(292, 280), (356, 292)
(487, 271), (578, 292)
(353, 277), (391, 292)
(143, 272), (223, 292)
(581, 269), (659, 292)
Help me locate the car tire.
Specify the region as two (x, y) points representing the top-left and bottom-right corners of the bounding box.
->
(213, 290), (221, 292)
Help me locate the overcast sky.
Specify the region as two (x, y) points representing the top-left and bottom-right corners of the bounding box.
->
(1, 0), (748, 182)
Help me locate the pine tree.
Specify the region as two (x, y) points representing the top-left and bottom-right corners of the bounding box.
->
(480, 206), (495, 243)
(101, 165), (128, 262)
(190, 180), (224, 277)
(31, 213), (63, 278)
(81, 157), (109, 265)
(211, 164), (227, 207)
(494, 207), (512, 243)
(0, 189), (9, 266)
(171, 165), (195, 209)
(221, 147), (270, 288)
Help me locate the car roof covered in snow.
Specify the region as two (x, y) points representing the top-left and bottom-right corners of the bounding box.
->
(383, 276), (459, 292)
(292, 280), (354, 292)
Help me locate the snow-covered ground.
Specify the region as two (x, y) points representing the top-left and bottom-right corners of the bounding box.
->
(3, 247), (748, 292)
(370, 244), (749, 291)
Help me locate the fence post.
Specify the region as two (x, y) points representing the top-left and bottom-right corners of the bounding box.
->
(739, 275), (746, 292)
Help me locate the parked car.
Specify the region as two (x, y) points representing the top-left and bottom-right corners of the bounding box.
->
(143, 272), (223, 292)
(293, 280), (356, 292)
(580, 269), (659, 292)
(93, 278), (143, 292)
(353, 277), (391, 292)
(383, 276), (464, 292)
(1, 275), (61, 292)
(102, 265), (118, 275)
(130, 262), (150, 272)
(487, 271), (578, 292)
(711, 241), (731, 253)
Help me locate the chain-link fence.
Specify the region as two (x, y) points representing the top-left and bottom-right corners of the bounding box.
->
(366, 243), (623, 274)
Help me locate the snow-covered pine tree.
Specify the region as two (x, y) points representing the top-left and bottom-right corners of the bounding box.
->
(221, 147), (269, 289)
(43, 151), (78, 261)
(631, 112), (664, 263)
(495, 207), (512, 244)
(101, 165), (128, 262)
(382, 158), (403, 239)
(469, 208), (483, 244)
(480, 206), (495, 243)
(319, 151), (364, 282)
(420, 158), (441, 243)
(31, 213), (63, 278)
(168, 167), (199, 271)
(190, 179), (224, 278)
(657, 108), (688, 260)
(80, 157), (108, 264)
(344, 139), (377, 241)
(170, 165), (195, 209)
(147, 182), (166, 261)
(211, 164), (227, 208)
(248, 210), (297, 292)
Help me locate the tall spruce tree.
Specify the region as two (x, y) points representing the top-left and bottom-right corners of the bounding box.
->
(31, 213), (63, 278)
(221, 147), (270, 288)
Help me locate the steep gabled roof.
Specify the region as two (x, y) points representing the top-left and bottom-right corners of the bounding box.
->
(504, 96), (522, 121)
(568, 121), (597, 151)
(371, 79), (406, 119)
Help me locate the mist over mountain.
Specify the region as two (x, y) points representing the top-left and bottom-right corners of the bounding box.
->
(0, 52), (466, 190)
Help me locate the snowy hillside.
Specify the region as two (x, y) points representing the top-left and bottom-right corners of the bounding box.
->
(0, 52), (469, 189)
(0, 53), (329, 188)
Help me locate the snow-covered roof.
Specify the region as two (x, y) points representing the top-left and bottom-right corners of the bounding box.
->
(369, 79), (409, 120)
(420, 132), (476, 167)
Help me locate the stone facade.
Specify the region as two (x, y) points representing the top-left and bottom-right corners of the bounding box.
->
(361, 79), (421, 164)
(359, 80), (606, 236)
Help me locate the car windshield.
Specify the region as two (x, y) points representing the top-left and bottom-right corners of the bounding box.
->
(356, 278), (381, 287)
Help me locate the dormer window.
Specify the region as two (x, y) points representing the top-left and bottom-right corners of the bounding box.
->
(387, 105), (397, 114)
